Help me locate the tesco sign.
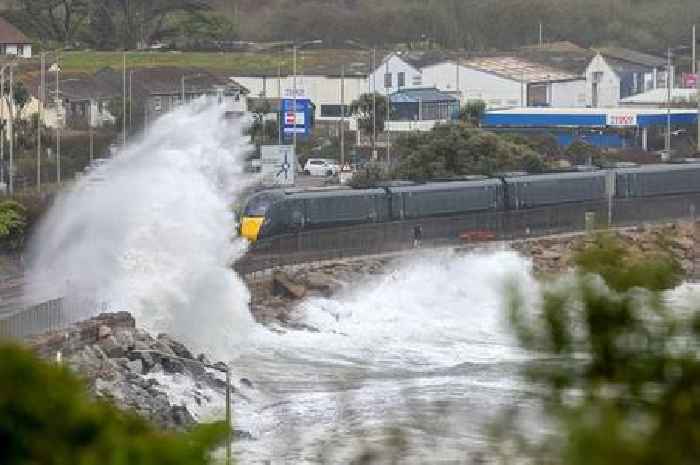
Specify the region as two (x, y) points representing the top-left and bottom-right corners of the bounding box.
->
(607, 113), (637, 127)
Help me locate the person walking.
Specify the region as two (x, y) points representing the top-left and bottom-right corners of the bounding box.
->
(413, 224), (423, 248)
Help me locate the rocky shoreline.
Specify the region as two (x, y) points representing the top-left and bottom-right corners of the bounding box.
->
(27, 312), (252, 434)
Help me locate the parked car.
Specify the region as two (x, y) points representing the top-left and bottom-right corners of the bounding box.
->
(303, 159), (339, 176)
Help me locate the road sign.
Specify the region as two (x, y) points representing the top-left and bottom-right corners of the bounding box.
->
(281, 99), (312, 136)
(261, 145), (295, 186)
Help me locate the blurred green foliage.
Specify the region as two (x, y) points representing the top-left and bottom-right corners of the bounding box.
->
(0, 343), (228, 465)
(502, 233), (700, 465)
(0, 200), (27, 252)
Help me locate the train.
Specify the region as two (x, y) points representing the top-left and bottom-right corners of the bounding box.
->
(239, 163), (700, 242)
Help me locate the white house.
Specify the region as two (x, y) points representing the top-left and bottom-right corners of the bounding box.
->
(0, 17), (31, 58)
(235, 74), (368, 122)
(585, 47), (666, 107)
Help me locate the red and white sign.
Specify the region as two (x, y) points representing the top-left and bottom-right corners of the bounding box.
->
(285, 112), (296, 125)
(607, 112), (637, 127)
(682, 73), (698, 89)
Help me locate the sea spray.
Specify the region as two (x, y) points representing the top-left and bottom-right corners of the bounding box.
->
(27, 101), (256, 358)
(231, 250), (540, 464)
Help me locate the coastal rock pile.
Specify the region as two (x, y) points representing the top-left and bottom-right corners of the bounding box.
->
(27, 312), (233, 430)
(511, 222), (698, 275)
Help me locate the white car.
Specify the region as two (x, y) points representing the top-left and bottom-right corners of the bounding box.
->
(303, 159), (338, 176)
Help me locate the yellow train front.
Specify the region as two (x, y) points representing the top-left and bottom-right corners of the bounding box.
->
(238, 191), (283, 242)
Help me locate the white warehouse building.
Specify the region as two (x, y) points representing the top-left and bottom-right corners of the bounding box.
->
(370, 50), (588, 109)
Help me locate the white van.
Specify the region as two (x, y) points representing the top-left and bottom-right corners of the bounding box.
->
(303, 158), (338, 176)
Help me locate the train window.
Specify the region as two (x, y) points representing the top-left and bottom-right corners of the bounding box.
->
(244, 194), (276, 216)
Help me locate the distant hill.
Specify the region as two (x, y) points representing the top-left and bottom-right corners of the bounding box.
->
(5, 0), (700, 58)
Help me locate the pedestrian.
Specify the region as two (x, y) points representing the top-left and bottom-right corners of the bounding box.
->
(413, 224), (423, 248)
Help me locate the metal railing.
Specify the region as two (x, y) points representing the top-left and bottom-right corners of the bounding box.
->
(0, 295), (109, 340)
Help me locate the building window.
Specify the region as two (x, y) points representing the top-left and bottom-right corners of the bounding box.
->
(320, 104), (351, 118)
(384, 73), (392, 89)
(98, 101), (103, 114)
(154, 96), (162, 112)
(592, 71), (603, 83)
(412, 75), (422, 86)
(398, 72), (405, 88)
(17, 45), (23, 56)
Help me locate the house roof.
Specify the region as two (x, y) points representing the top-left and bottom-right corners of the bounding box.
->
(97, 67), (248, 96)
(597, 47), (665, 68)
(461, 55), (581, 83)
(389, 87), (459, 103)
(0, 17), (30, 44)
(510, 42), (596, 75)
(394, 50), (465, 70)
(24, 72), (121, 101)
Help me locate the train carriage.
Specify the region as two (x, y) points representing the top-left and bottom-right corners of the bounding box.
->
(504, 171), (608, 210)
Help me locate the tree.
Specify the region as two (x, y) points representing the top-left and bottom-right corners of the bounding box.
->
(457, 100), (486, 127)
(350, 93), (388, 150)
(393, 123), (544, 179)
(20, 0), (90, 45)
(564, 138), (607, 166)
(501, 233), (700, 465)
(0, 342), (227, 465)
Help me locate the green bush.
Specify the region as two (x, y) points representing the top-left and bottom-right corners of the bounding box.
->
(0, 343), (228, 465)
(502, 234), (698, 465)
(0, 200), (27, 252)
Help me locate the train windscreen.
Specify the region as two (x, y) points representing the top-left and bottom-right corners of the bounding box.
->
(244, 193), (277, 216)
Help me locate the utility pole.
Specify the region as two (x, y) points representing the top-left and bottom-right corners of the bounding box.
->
(181, 74), (186, 103)
(8, 65), (13, 195)
(694, 24), (697, 75)
(122, 53), (127, 147)
(292, 45), (297, 155)
(129, 70), (133, 132)
(372, 48), (377, 160)
(37, 53), (44, 192)
(696, 59), (700, 153)
(1, 66), (4, 191)
(340, 64), (345, 167)
(225, 365), (231, 465)
(277, 63), (282, 146)
(539, 22), (543, 47)
(385, 59), (391, 165)
(56, 59), (61, 185)
(666, 47), (672, 155)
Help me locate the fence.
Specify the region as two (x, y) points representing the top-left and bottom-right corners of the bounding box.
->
(0, 295), (108, 340)
(235, 193), (700, 275)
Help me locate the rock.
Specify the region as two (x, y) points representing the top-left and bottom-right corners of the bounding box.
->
(98, 325), (112, 339)
(99, 336), (126, 359)
(197, 353), (211, 366)
(157, 334), (194, 360)
(170, 405), (195, 427)
(272, 271), (307, 299)
(212, 361), (228, 373)
(161, 356), (185, 374)
(127, 359), (143, 374)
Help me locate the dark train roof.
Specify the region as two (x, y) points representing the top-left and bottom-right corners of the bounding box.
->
(504, 171), (607, 183)
(389, 179), (502, 193)
(614, 163), (700, 174)
(285, 188), (387, 200)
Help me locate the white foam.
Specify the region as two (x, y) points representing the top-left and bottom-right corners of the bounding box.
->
(27, 101), (256, 358)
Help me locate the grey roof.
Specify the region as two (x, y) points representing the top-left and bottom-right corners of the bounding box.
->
(0, 17), (30, 44)
(511, 42), (595, 75)
(602, 56), (652, 75)
(395, 50), (465, 70)
(597, 47), (665, 68)
(390, 87), (459, 104)
(96, 67), (247, 96)
(25, 73), (121, 101)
